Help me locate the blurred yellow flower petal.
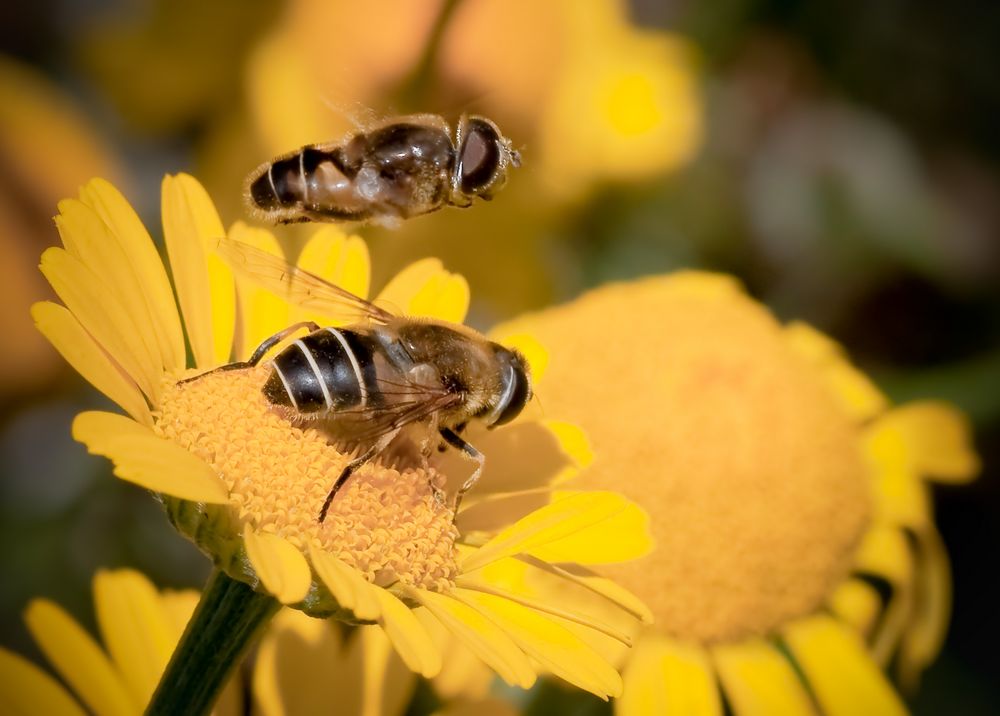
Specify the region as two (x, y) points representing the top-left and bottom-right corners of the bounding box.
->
(244, 528), (312, 605)
(783, 322), (888, 422)
(897, 527), (952, 691)
(784, 615), (906, 716)
(711, 638), (815, 716)
(93, 569), (175, 707)
(161, 173), (233, 368)
(78, 178), (186, 373)
(371, 589), (441, 678)
(72, 410), (229, 503)
(828, 579), (882, 639)
(253, 609), (362, 716)
(870, 401), (980, 483)
(617, 636), (720, 716)
(0, 647), (87, 716)
(539, 28), (702, 195)
(31, 302), (152, 425)
(23, 600), (135, 716)
(404, 586), (536, 689)
(358, 627), (418, 716)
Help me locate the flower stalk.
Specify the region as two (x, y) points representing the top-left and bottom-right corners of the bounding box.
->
(146, 569), (280, 716)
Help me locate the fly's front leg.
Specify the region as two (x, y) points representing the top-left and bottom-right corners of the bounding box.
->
(439, 427), (484, 516)
(319, 429), (399, 523)
(178, 321), (319, 384)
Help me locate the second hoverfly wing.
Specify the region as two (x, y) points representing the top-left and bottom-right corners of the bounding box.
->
(215, 236), (395, 324)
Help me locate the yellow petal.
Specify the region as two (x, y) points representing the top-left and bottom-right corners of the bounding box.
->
(457, 559), (634, 648)
(79, 178), (185, 373)
(852, 525), (915, 666)
(40, 247), (159, 399)
(356, 626), (418, 716)
(226, 223), (290, 362)
(783, 615), (906, 716)
(161, 173), (234, 368)
(783, 322), (888, 422)
(243, 527), (311, 604)
(292, 226), (371, 327)
(453, 590), (621, 699)
(72, 410), (230, 503)
(433, 698), (519, 716)
(867, 444), (932, 529)
(92, 569), (175, 707)
(415, 612), (495, 701)
(375, 258), (469, 322)
(872, 402), (980, 483)
(828, 578), (882, 640)
(712, 638), (815, 716)
(461, 491), (652, 572)
(308, 545), (382, 621)
(617, 636), (721, 716)
(527, 561), (654, 625)
(253, 608), (360, 716)
(56, 199), (166, 386)
(897, 526), (951, 691)
(403, 586), (536, 689)
(32, 302), (151, 425)
(0, 647), (87, 716)
(371, 588), (441, 678)
(23, 599), (135, 716)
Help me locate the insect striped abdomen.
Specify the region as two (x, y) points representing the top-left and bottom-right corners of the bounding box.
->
(262, 328), (375, 414)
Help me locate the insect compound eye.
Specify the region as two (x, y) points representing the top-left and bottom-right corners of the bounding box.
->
(458, 117), (504, 197)
(488, 349), (532, 428)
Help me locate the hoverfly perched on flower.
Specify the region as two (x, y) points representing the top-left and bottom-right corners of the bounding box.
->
(185, 237), (532, 522)
(245, 113), (520, 227)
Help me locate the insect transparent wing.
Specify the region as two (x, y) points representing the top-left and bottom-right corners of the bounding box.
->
(215, 236), (395, 323)
(326, 374), (462, 443)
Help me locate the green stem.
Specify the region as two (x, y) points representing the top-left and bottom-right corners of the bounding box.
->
(145, 570), (280, 715)
(394, 0), (463, 109)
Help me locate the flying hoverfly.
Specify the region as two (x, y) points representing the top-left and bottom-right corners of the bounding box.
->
(245, 113), (520, 227)
(188, 237), (532, 522)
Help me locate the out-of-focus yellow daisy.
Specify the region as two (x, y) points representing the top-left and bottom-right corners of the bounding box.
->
(254, 606), (521, 716)
(243, 0), (701, 198)
(442, 0), (702, 197)
(0, 569), (242, 716)
(494, 273), (980, 715)
(32, 175), (652, 704)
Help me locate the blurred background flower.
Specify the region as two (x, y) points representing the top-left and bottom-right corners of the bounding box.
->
(1, 0), (998, 713)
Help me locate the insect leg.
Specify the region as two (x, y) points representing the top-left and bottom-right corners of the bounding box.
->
(177, 322), (320, 385)
(245, 321), (321, 366)
(318, 429), (400, 523)
(440, 427), (484, 515)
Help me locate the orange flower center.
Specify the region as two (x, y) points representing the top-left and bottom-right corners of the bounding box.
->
(508, 275), (872, 642)
(155, 366), (458, 592)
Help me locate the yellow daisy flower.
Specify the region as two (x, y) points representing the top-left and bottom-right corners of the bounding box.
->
(32, 175), (653, 710)
(0, 568), (243, 716)
(493, 273), (980, 715)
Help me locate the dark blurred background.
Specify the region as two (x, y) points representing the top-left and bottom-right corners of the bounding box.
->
(0, 1), (997, 713)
